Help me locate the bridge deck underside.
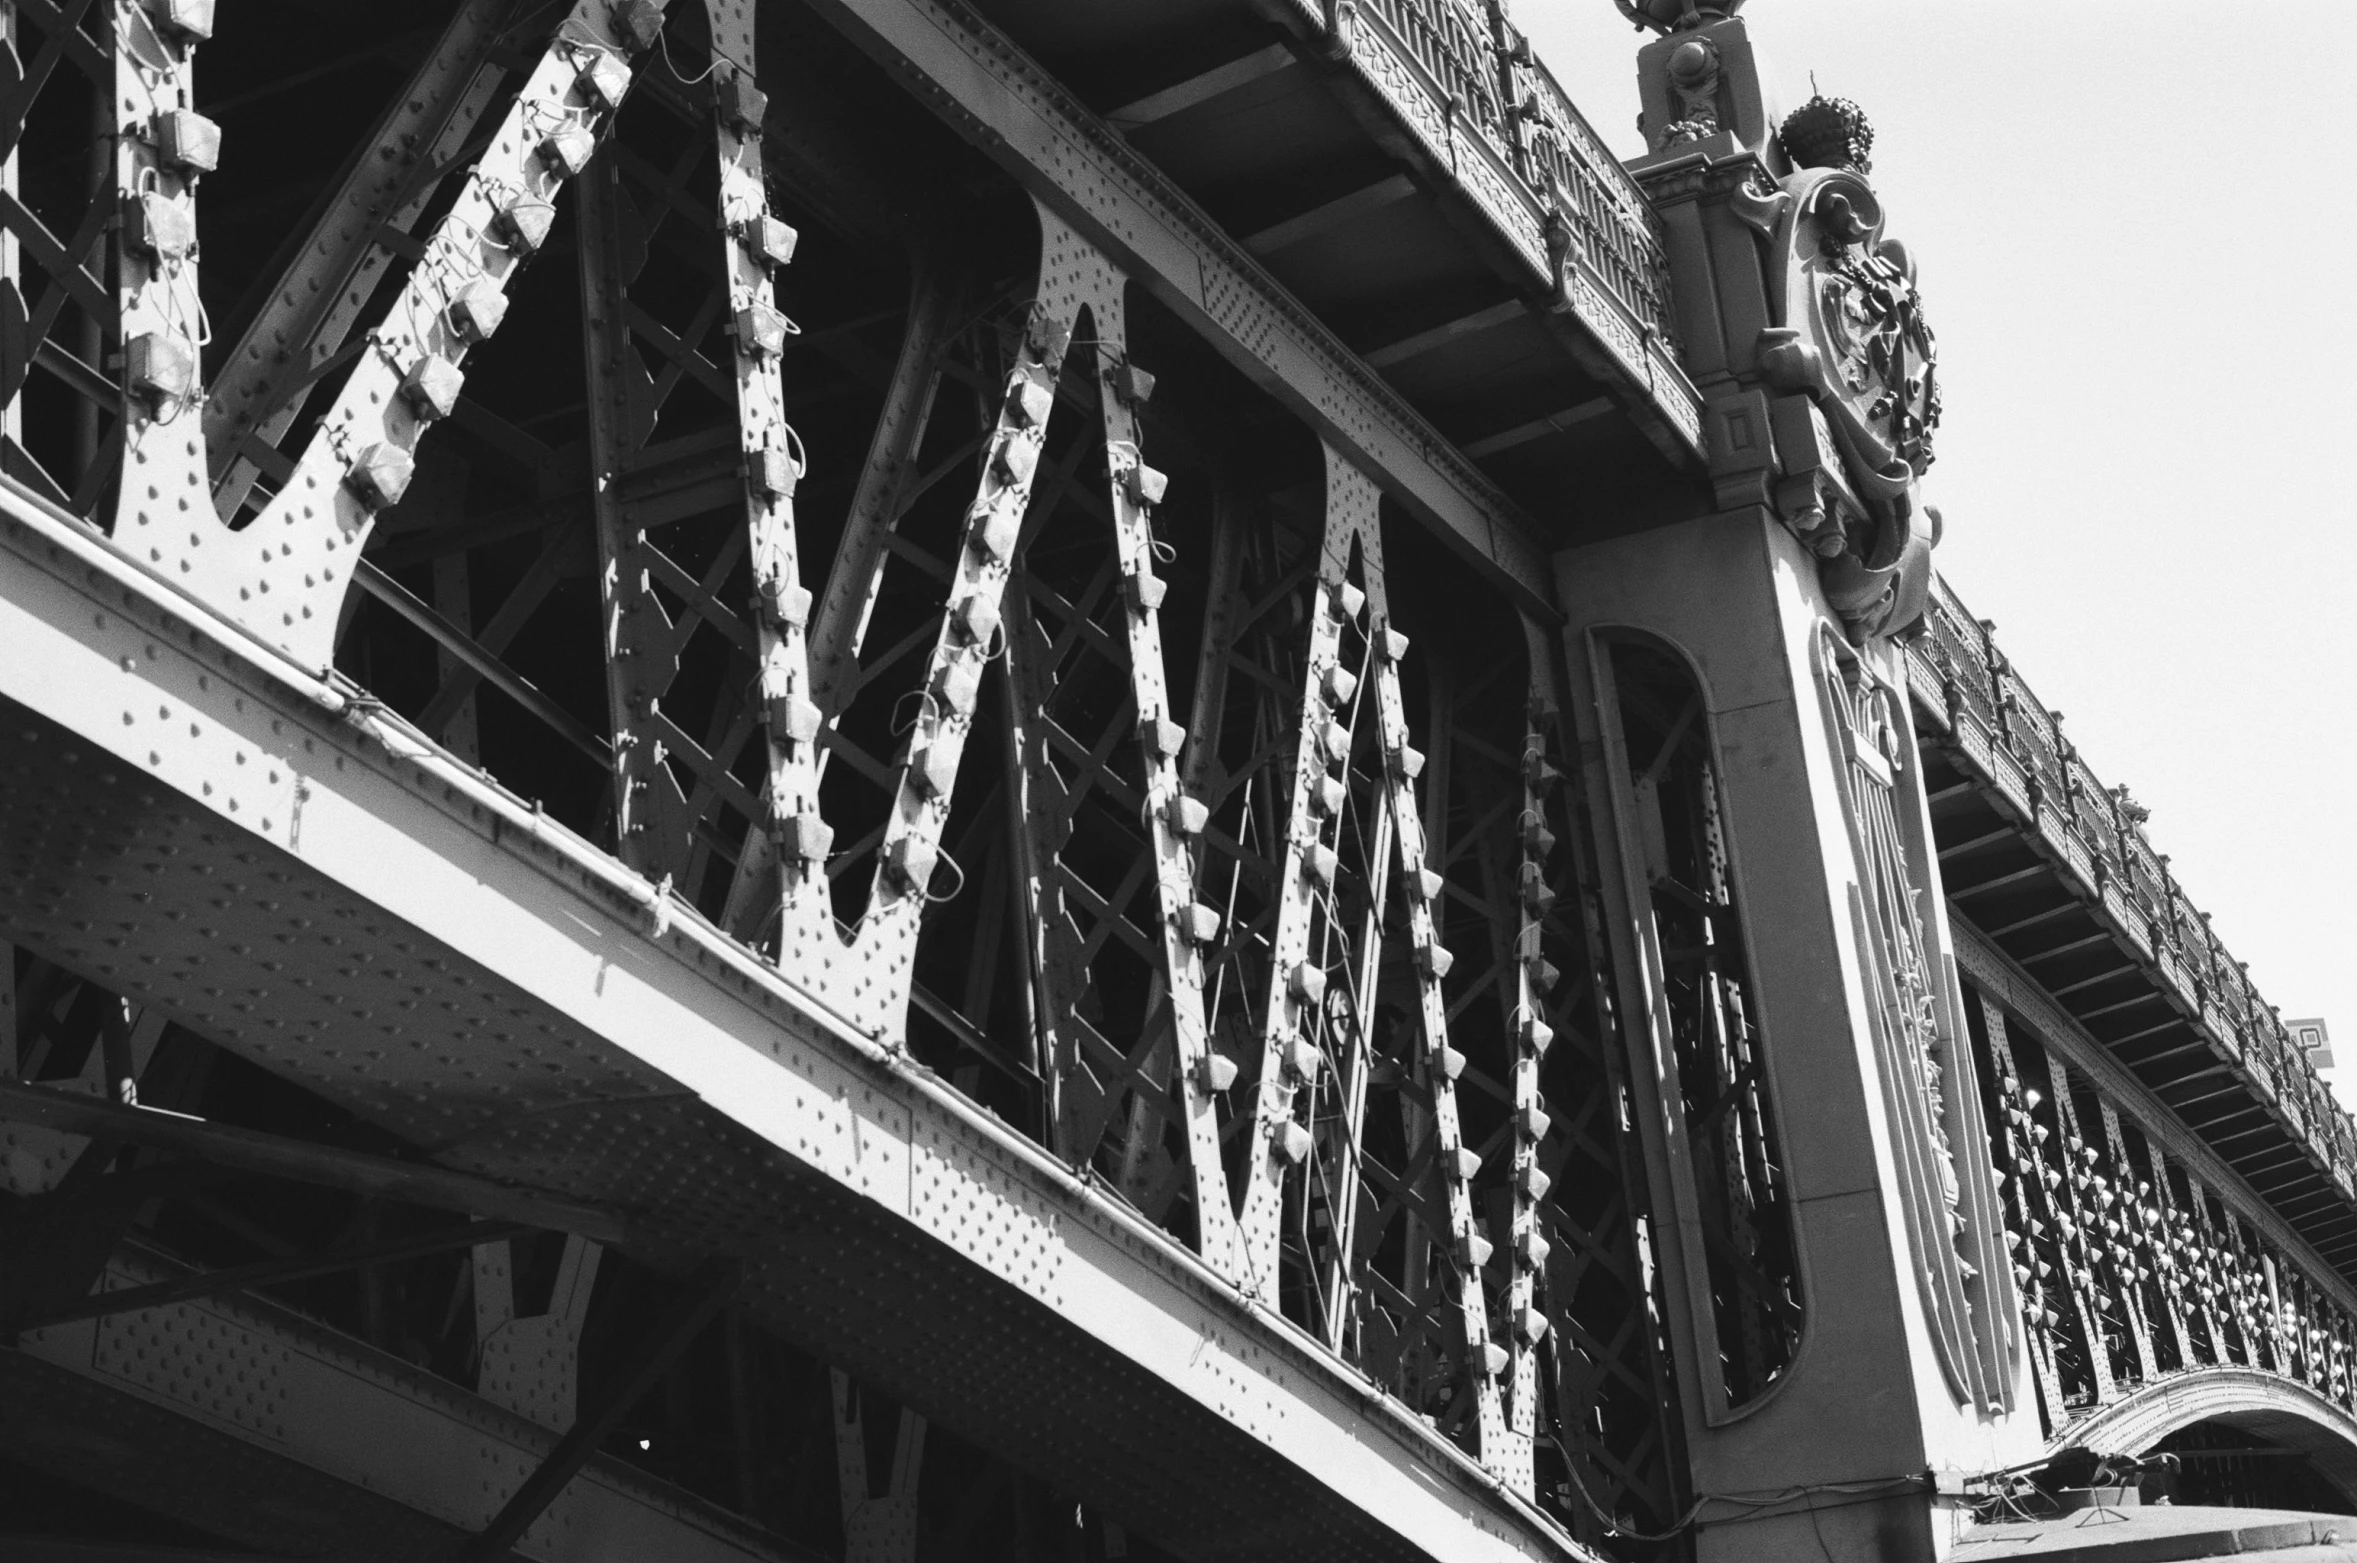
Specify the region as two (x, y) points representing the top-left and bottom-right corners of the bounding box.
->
(940, 0), (1701, 526)
(0, 1349), (471, 1558)
(0, 504), (1571, 1563)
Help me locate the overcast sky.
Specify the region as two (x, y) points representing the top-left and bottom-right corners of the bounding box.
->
(1526, 2), (2357, 1098)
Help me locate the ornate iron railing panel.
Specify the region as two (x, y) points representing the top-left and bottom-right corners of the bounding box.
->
(1314, 0), (1700, 450)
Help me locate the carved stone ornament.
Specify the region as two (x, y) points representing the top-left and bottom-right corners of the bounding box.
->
(1660, 37), (1722, 144)
(1614, 0), (1745, 34)
(1746, 158), (1944, 641)
(1815, 629), (2018, 1413)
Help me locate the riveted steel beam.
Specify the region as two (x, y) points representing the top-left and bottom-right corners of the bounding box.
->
(465, 1260), (743, 1560)
(798, 0), (1559, 622)
(147, 0), (670, 667)
(0, 471), (1590, 1563)
(8, 1245), (797, 1563)
(0, 1079), (635, 1244)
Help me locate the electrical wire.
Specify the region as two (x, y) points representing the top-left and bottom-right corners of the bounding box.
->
(1553, 1456), (1930, 1544)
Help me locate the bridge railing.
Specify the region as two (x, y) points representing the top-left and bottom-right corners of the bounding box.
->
(1300, 0), (1698, 446)
(1907, 579), (2357, 1213)
(1494, 16), (1680, 350)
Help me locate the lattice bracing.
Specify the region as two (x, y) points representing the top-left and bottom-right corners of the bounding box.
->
(0, 0), (175, 519)
(0, 2), (1700, 1548)
(1971, 987), (2357, 1440)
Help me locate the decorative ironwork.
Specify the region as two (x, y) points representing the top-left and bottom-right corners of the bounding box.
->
(1326, 0), (1684, 363)
(0, 0), (1703, 1548)
(1753, 162), (1941, 640)
(1497, 16), (1681, 352)
(1968, 978), (2357, 1440)
(1909, 577), (2357, 1226)
(1817, 627), (2014, 1412)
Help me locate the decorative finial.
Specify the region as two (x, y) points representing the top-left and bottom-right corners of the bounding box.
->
(1779, 89), (1875, 174)
(1613, 0), (1744, 35)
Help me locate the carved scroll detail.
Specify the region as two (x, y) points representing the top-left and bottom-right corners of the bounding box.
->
(1818, 626), (2014, 1411)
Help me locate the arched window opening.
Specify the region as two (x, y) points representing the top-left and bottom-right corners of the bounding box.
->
(1598, 635), (1802, 1409)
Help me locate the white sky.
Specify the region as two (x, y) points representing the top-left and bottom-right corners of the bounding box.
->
(1525, 2), (2357, 1100)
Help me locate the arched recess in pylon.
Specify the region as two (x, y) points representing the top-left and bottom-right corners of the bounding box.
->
(1588, 626), (1807, 1419)
(2058, 1366), (2357, 1506)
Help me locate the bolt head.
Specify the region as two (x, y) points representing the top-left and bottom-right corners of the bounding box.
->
(346, 443), (416, 511)
(400, 355), (465, 421)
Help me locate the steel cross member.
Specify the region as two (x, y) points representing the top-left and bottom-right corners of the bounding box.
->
(797, 0), (1560, 622)
(1234, 449), (1514, 1478)
(140, 0), (669, 667)
(203, 0), (518, 521)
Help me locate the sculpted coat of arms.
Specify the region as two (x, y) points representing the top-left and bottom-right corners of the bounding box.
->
(1740, 97), (1944, 641)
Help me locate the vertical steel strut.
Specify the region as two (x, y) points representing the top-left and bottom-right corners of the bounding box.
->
(101, 0), (208, 542)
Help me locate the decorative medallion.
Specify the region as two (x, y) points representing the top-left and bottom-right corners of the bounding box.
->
(1744, 96), (1944, 642)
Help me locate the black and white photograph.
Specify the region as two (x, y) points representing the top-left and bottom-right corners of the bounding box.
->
(0, 1), (2347, 1559)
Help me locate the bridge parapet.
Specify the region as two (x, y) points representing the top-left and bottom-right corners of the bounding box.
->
(1251, 0), (1698, 446)
(1908, 579), (2357, 1278)
(1318, 0), (1679, 342)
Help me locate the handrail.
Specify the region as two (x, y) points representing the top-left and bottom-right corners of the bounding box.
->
(1309, 0), (1689, 414)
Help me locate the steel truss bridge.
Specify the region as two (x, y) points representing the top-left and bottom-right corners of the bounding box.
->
(0, 1), (2349, 1559)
